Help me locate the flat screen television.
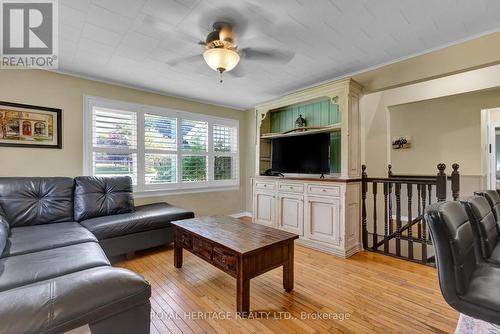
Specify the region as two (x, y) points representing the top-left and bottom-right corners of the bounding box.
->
(271, 133), (330, 174)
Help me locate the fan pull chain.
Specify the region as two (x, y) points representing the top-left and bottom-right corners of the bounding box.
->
(219, 70), (224, 84)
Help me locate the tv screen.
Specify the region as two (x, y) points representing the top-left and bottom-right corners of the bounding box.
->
(271, 133), (330, 174)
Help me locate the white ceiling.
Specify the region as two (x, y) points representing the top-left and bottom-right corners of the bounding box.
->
(57, 0), (500, 110)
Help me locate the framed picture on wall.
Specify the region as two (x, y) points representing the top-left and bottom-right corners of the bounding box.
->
(0, 101), (62, 149)
(392, 136), (412, 149)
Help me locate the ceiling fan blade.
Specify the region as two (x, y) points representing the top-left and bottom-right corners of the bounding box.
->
(166, 54), (202, 66)
(226, 66), (244, 78)
(144, 15), (206, 45)
(240, 47), (295, 64)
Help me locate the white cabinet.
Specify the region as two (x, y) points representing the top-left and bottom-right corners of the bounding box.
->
(277, 193), (304, 236)
(252, 177), (361, 258)
(253, 190), (276, 228)
(305, 196), (341, 246)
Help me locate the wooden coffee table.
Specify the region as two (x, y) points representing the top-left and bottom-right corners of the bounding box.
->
(171, 215), (299, 317)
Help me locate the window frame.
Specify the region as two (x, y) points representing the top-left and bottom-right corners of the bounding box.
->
(84, 96), (240, 197)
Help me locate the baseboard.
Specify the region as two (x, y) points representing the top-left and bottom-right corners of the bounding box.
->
(229, 212), (253, 218)
(295, 238), (361, 258)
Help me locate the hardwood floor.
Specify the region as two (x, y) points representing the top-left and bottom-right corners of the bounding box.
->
(117, 227), (458, 334)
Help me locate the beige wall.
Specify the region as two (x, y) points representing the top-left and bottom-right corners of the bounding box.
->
(389, 88), (500, 176)
(0, 70), (247, 216)
(353, 31), (500, 93)
(362, 64), (500, 178)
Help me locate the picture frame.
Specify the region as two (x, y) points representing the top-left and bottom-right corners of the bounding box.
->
(0, 101), (62, 149)
(392, 136), (412, 150)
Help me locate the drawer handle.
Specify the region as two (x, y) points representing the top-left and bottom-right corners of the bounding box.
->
(322, 189), (327, 192)
(289, 186), (293, 189)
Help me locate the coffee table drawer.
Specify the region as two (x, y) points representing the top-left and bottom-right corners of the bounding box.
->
(177, 230), (193, 250)
(193, 238), (213, 261)
(213, 246), (238, 274)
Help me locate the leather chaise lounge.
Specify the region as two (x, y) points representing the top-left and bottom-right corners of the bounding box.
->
(0, 176), (194, 334)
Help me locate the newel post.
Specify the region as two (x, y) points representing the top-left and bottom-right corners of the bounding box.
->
(361, 165), (368, 250)
(436, 163), (447, 202)
(451, 163), (460, 201)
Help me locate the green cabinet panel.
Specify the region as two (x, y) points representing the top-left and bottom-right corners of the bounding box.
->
(269, 99), (341, 174)
(330, 131), (341, 174)
(270, 99), (340, 132)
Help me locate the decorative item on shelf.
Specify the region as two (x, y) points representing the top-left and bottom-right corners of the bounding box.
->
(392, 136), (411, 149)
(295, 114), (306, 129)
(0, 101), (62, 149)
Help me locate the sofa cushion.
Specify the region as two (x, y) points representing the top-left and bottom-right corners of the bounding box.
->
(0, 221), (8, 258)
(80, 203), (194, 240)
(74, 176), (134, 222)
(0, 205), (8, 256)
(0, 177), (74, 227)
(0, 266), (150, 334)
(2, 222), (97, 258)
(0, 242), (109, 292)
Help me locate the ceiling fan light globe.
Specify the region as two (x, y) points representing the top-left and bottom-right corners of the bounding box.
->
(203, 48), (240, 73)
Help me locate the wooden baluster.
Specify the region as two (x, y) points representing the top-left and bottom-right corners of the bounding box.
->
(372, 182), (378, 250)
(388, 183), (393, 237)
(407, 183), (413, 260)
(383, 182), (389, 253)
(436, 163), (447, 202)
(421, 184), (428, 264)
(417, 184), (422, 240)
(452, 163), (460, 201)
(395, 183), (402, 257)
(421, 184), (427, 218)
(428, 184), (432, 205)
(361, 165), (368, 249)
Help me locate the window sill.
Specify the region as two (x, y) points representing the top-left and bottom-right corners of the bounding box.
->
(133, 185), (241, 198)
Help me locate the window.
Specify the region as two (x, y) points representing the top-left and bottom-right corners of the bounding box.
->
(84, 97), (239, 195)
(213, 125), (238, 180)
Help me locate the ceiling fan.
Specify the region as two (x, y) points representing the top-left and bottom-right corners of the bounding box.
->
(164, 20), (295, 82)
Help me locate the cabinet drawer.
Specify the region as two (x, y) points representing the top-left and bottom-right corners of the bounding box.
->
(193, 238), (213, 261)
(308, 185), (341, 197)
(278, 183), (304, 193)
(213, 246), (238, 274)
(255, 181), (275, 191)
(176, 230), (193, 250)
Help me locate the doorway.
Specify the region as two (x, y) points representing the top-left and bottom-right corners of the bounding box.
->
(482, 108), (500, 189)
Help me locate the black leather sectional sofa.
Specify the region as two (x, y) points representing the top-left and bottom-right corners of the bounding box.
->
(0, 176), (194, 334)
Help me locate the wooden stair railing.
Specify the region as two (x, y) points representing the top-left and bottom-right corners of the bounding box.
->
(361, 163), (460, 265)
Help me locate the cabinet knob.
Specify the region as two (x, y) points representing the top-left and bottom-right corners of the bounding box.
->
(322, 189), (327, 192)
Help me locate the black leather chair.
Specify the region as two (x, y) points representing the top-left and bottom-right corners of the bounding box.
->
(462, 195), (500, 266)
(425, 201), (500, 325)
(475, 190), (500, 225)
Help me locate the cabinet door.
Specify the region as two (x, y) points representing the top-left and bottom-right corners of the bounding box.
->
(305, 196), (341, 246)
(277, 193), (304, 235)
(254, 191), (276, 228)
